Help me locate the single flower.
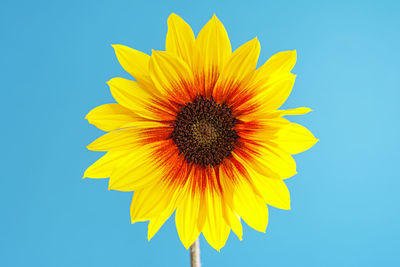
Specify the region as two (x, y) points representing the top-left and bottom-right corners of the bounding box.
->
(84, 13), (318, 251)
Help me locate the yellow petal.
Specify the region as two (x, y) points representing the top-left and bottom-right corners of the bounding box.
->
(256, 50), (297, 82)
(250, 170), (291, 210)
(215, 37), (260, 97)
(218, 170), (243, 240)
(108, 147), (160, 191)
(148, 202), (176, 241)
(166, 13), (195, 67)
(147, 183), (185, 240)
(232, 178), (269, 232)
(257, 142), (297, 179)
(193, 14), (231, 83)
(175, 189), (201, 249)
(83, 151), (130, 178)
(223, 206), (243, 241)
(85, 103), (136, 132)
(112, 44), (151, 85)
(202, 190), (230, 251)
(237, 115), (290, 142)
(275, 123), (319, 154)
(86, 128), (138, 151)
(247, 49), (297, 111)
(280, 107), (312, 116)
(130, 181), (180, 222)
(149, 50), (194, 101)
(107, 77), (157, 120)
(257, 73), (296, 111)
(234, 153), (281, 181)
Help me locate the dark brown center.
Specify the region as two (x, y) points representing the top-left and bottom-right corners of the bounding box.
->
(171, 95), (239, 167)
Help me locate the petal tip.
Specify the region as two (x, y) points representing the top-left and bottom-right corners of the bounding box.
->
(105, 79), (114, 86)
(168, 13), (180, 21)
(111, 44), (121, 50)
(147, 232), (154, 242)
(210, 13), (222, 24)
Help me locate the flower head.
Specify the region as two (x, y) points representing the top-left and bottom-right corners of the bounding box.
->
(84, 13), (318, 251)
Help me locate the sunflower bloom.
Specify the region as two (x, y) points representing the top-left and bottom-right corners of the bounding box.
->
(84, 13), (318, 251)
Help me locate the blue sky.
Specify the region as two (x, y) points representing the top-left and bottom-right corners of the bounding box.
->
(1, 0), (399, 266)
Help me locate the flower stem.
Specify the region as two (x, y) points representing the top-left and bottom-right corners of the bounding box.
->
(190, 238), (201, 267)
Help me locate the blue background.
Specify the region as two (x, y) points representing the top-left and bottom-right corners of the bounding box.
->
(1, 0), (399, 266)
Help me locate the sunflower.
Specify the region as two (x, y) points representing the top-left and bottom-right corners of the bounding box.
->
(84, 13), (318, 251)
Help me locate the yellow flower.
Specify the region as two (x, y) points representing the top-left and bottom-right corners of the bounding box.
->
(84, 13), (318, 251)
